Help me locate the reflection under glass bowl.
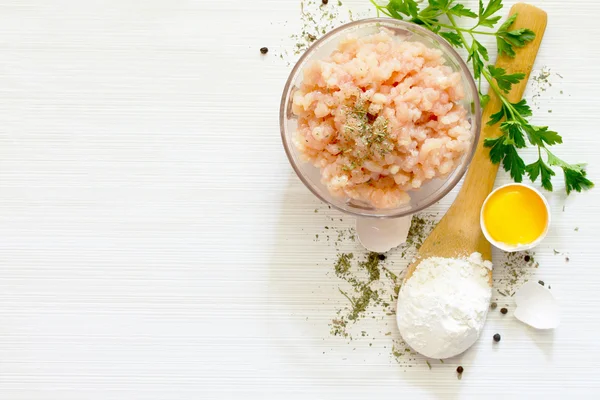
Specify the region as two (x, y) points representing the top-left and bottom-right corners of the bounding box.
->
(280, 18), (481, 218)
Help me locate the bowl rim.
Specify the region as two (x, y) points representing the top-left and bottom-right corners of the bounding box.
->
(279, 17), (482, 218)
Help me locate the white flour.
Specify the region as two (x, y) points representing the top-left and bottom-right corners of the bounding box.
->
(396, 253), (492, 359)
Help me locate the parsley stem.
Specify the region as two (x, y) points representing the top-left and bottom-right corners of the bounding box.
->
(483, 71), (510, 108)
(447, 14), (472, 53)
(369, 1), (495, 35)
(369, 1), (391, 17)
(433, 22), (497, 36)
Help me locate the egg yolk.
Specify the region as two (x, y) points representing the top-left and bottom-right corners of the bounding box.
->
(483, 185), (548, 246)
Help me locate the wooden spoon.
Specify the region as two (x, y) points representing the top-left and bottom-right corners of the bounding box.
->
(404, 3), (548, 282)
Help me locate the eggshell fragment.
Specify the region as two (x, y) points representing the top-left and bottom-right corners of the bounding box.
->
(356, 216), (412, 253)
(514, 281), (560, 329)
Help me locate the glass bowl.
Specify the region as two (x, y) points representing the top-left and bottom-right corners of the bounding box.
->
(280, 18), (481, 218)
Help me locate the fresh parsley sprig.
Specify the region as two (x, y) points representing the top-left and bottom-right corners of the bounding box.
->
(369, 0), (593, 194)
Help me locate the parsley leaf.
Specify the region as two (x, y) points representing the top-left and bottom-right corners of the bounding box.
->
(483, 136), (507, 164)
(487, 105), (507, 126)
(500, 120), (526, 148)
(496, 14), (536, 57)
(439, 31), (463, 48)
(468, 40), (485, 79)
(449, 4), (477, 18)
(428, 0), (450, 8)
(419, 5), (442, 21)
(510, 99), (532, 117)
(484, 133), (525, 183)
(478, 0), (503, 28)
(480, 94), (490, 109)
(497, 13), (517, 33)
(524, 125), (563, 147)
(487, 65), (525, 93)
(506, 28), (536, 46)
(502, 145), (526, 182)
(386, 0), (419, 19)
(562, 167), (594, 194)
(546, 151), (595, 194)
(473, 39), (489, 61)
(526, 157), (555, 191)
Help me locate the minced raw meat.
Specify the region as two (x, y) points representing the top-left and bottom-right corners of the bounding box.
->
(291, 29), (473, 209)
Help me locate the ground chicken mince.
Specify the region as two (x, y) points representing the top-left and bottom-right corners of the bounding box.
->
(291, 29), (473, 209)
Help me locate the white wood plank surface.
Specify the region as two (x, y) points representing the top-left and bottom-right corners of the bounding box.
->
(0, 0), (599, 398)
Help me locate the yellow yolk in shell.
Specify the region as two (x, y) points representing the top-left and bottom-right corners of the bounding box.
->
(483, 185), (548, 246)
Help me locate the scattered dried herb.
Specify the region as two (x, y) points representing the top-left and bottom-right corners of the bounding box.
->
(325, 213), (437, 366)
(359, 252), (381, 282)
(338, 99), (394, 170)
(334, 252), (353, 276)
(328, 214), (437, 341)
(350, 285), (378, 321)
(330, 251), (388, 336)
(494, 250), (537, 297)
(533, 68), (552, 86)
(401, 214), (438, 256)
(391, 339), (418, 366)
(290, 0), (352, 57)
(530, 66), (564, 108)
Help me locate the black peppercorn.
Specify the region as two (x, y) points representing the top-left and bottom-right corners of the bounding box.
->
(322, 0), (329, 4)
(378, 254), (386, 261)
(500, 307), (508, 314)
(538, 280), (545, 286)
(493, 333), (501, 342)
(490, 302), (497, 310)
(260, 47), (268, 54)
(524, 255), (531, 262)
(457, 366), (464, 374)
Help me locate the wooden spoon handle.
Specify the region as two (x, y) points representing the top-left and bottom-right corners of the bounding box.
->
(424, 3), (548, 262)
(403, 4), (548, 281)
(451, 3), (548, 220)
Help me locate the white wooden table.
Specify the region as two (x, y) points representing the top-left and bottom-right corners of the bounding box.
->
(1, 0), (599, 398)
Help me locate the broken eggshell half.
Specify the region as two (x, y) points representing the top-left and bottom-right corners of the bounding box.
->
(356, 216), (412, 253)
(514, 281), (560, 329)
